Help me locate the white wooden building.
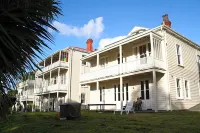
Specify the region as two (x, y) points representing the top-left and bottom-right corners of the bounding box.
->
(80, 15), (200, 112)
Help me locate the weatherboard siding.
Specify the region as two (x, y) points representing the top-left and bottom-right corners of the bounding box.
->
(166, 32), (200, 110)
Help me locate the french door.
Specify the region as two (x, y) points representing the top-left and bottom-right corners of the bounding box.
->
(140, 80), (152, 110)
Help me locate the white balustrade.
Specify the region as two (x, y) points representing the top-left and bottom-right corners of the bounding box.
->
(36, 61), (68, 75)
(80, 56), (165, 82)
(34, 84), (68, 94)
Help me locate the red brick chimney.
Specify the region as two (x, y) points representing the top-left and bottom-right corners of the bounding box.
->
(162, 14), (171, 28)
(86, 39), (93, 52)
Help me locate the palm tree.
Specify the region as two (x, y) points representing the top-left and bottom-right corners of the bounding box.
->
(0, 0), (62, 117)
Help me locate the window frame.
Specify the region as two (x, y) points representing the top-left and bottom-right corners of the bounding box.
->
(81, 93), (85, 103)
(100, 56), (109, 68)
(114, 85), (117, 101)
(184, 80), (191, 99)
(175, 78), (183, 99)
(176, 44), (183, 66)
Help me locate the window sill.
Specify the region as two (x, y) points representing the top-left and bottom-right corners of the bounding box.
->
(176, 98), (184, 100)
(177, 64), (184, 68)
(185, 98), (192, 100)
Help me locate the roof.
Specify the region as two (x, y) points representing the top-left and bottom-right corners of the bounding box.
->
(38, 46), (90, 64)
(128, 26), (149, 36)
(81, 25), (162, 60)
(81, 25), (200, 60)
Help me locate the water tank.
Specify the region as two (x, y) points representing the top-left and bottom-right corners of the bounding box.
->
(59, 102), (81, 119)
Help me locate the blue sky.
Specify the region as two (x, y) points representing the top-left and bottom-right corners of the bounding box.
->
(45, 0), (200, 57)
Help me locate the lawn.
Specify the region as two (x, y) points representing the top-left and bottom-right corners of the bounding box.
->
(1, 111), (200, 133)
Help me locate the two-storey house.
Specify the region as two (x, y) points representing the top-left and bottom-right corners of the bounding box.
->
(16, 72), (35, 111)
(80, 15), (200, 112)
(34, 42), (92, 112)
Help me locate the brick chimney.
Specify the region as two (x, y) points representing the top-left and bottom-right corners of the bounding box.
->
(86, 39), (93, 52)
(162, 14), (171, 28)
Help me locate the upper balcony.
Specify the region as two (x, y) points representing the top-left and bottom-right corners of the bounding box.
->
(17, 80), (35, 89)
(34, 84), (68, 94)
(36, 50), (69, 76)
(80, 31), (166, 83)
(34, 69), (68, 94)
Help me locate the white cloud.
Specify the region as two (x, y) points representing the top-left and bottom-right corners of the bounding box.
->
(98, 36), (126, 49)
(49, 17), (104, 38)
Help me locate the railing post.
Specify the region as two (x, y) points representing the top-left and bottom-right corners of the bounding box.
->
(150, 32), (155, 65)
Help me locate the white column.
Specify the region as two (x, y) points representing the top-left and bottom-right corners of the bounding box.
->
(57, 92), (59, 112)
(150, 33), (154, 58)
(119, 45), (123, 111)
(33, 96), (35, 112)
(49, 71), (52, 86)
(44, 60), (46, 67)
(96, 81), (99, 104)
(48, 93), (50, 111)
(42, 74), (44, 92)
(97, 54), (99, 69)
(119, 45), (122, 73)
(58, 68), (60, 88)
(120, 77), (123, 111)
(146, 43), (149, 57)
(153, 70), (157, 112)
(51, 56), (53, 65)
(39, 96), (42, 112)
(59, 51), (61, 62)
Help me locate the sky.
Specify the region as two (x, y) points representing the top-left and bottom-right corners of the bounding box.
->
(44, 0), (200, 57)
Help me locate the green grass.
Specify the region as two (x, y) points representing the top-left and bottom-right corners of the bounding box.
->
(1, 111), (200, 133)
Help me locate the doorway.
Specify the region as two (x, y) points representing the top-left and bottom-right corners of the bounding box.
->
(140, 80), (152, 110)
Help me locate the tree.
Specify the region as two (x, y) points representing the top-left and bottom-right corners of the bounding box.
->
(0, 0), (62, 117)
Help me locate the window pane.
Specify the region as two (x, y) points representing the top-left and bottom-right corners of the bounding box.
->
(185, 80), (189, 98)
(176, 79), (181, 97)
(145, 80), (149, 99)
(114, 85), (116, 101)
(118, 84), (120, 101)
(141, 81), (144, 100)
(100, 87), (102, 101)
(141, 81), (144, 90)
(148, 43), (151, 53)
(126, 83), (129, 101)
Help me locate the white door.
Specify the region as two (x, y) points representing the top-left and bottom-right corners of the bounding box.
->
(100, 86), (105, 110)
(140, 80), (152, 110)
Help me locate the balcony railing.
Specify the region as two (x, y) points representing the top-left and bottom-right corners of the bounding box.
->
(36, 61), (68, 75)
(18, 95), (34, 101)
(80, 56), (166, 82)
(18, 80), (35, 88)
(34, 84), (68, 94)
